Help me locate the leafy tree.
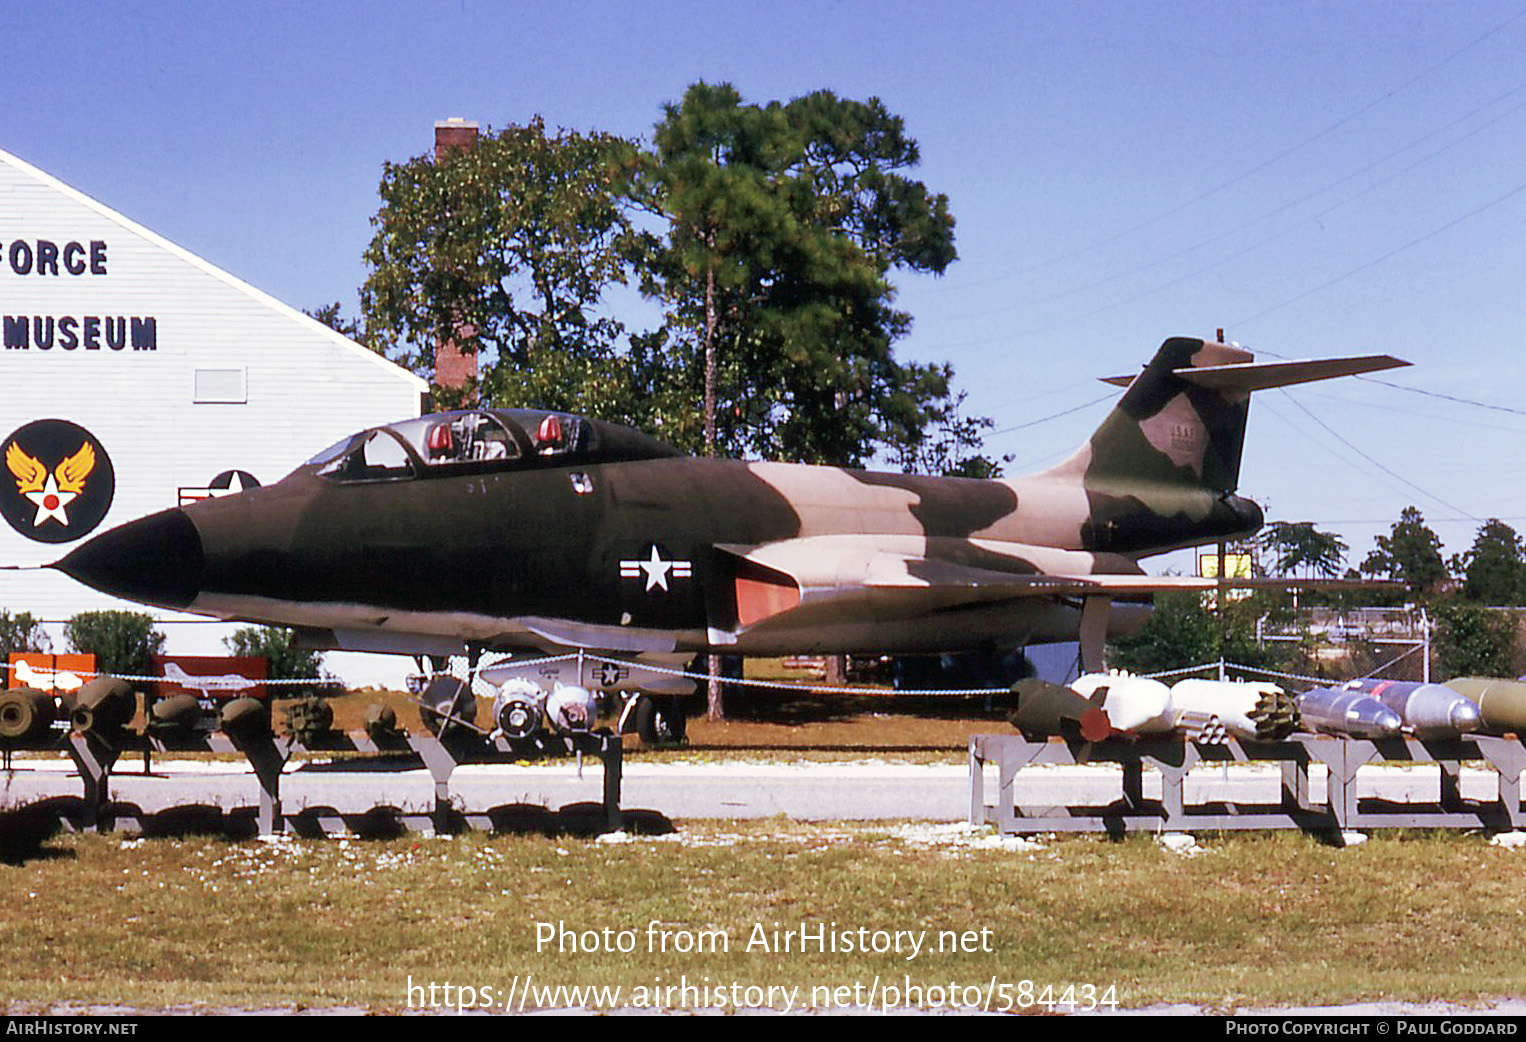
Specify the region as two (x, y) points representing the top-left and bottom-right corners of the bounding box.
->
(1434, 602), (1518, 679)
(305, 302), (370, 346)
(358, 86), (985, 472)
(1108, 592), (1286, 675)
(890, 391), (1009, 477)
(1454, 519), (1526, 605)
(0, 610), (49, 660)
(1360, 506), (1448, 592)
(225, 626), (327, 697)
(65, 611), (164, 681)
(639, 82), (965, 466)
(363, 117), (650, 416)
(1259, 520), (1347, 579)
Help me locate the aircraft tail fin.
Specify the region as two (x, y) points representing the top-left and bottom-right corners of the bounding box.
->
(1041, 337), (1406, 496)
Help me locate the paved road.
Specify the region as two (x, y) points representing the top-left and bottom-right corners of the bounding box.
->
(1, 754), (1512, 823)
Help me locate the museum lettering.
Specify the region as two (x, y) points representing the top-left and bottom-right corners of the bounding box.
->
(3, 315), (157, 351)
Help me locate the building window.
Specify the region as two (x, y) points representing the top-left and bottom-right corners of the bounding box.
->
(194, 368), (247, 404)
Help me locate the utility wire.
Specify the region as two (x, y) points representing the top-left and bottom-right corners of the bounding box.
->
(1046, 84), (1526, 312)
(945, 7), (1526, 290)
(1275, 388), (1479, 521)
(968, 77), (1526, 317)
(1353, 375), (1526, 417)
(989, 390), (1117, 437)
(1232, 181), (1526, 327)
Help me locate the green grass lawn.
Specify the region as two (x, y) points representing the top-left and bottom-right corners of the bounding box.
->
(0, 822), (1522, 1013)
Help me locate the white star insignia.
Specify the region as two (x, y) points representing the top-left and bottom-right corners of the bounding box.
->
(25, 473), (77, 527)
(638, 546), (673, 591)
(619, 547), (693, 593)
(210, 471), (256, 496)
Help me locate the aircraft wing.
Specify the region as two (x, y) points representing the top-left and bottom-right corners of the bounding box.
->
(867, 567), (1382, 597)
(718, 536), (1395, 632)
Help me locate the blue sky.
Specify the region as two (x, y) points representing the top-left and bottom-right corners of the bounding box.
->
(7, 0), (1526, 575)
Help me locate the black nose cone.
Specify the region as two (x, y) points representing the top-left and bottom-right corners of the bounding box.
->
(54, 508), (204, 610)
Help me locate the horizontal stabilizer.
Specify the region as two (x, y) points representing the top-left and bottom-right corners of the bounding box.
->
(1174, 354), (1408, 392)
(1102, 354), (1408, 390)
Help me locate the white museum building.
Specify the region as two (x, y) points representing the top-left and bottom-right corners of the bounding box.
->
(0, 146), (427, 674)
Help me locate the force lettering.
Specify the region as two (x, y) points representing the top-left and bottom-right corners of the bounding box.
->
(0, 239), (107, 276)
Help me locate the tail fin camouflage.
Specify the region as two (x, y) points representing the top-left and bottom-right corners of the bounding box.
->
(1039, 336), (1406, 555)
(1081, 336), (1253, 495)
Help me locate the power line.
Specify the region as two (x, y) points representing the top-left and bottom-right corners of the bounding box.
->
(1353, 375), (1526, 417)
(990, 78), (1526, 317)
(1295, 386), (1526, 434)
(1232, 181), (1526, 327)
(1275, 388), (1479, 521)
(942, 7), (1526, 292)
(989, 390), (1117, 437)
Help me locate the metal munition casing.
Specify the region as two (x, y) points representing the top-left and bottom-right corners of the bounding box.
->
(1342, 679), (1481, 738)
(1072, 672), (1173, 734)
(1296, 686), (1402, 738)
(1443, 677), (1526, 735)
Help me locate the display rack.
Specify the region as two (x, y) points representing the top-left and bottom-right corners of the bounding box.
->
(969, 733), (1526, 837)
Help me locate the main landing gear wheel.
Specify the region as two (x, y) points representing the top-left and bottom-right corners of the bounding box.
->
(635, 695), (687, 747)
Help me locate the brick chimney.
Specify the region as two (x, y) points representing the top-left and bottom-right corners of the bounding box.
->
(433, 118), (480, 399)
(434, 116), (479, 163)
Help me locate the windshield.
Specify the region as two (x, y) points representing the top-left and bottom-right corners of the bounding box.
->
(305, 433), (361, 467)
(386, 412), (522, 468)
(315, 429), (415, 482)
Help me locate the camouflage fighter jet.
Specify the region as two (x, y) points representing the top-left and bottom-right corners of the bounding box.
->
(52, 336), (1403, 724)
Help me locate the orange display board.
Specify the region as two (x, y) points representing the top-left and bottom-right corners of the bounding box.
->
(8, 653), (97, 693)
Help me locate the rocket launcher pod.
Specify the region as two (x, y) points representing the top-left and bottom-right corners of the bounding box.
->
(1071, 671), (1174, 735)
(1443, 677), (1526, 735)
(1342, 679), (1481, 738)
(1296, 686), (1402, 738)
(1009, 678), (1113, 741)
(284, 697), (335, 745)
(0, 688), (56, 742)
(1171, 709), (1231, 744)
(1168, 678), (1299, 741)
(70, 677), (135, 736)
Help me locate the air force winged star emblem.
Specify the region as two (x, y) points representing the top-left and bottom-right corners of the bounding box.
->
(7, 442), (95, 527)
(619, 545), (693, 592)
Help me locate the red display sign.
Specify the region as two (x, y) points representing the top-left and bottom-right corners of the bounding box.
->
(151, 655), (268, 700)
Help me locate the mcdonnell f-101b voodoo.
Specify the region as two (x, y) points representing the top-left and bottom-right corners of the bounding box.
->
(52, 336), (1404, 735)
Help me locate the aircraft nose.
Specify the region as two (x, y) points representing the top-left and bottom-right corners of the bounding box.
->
(53, 508), (204, 610)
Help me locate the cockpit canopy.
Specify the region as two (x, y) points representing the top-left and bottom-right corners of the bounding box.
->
(305, 408), (685, 483)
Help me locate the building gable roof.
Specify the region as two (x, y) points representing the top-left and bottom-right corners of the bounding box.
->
(0, 146), (427, 391)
